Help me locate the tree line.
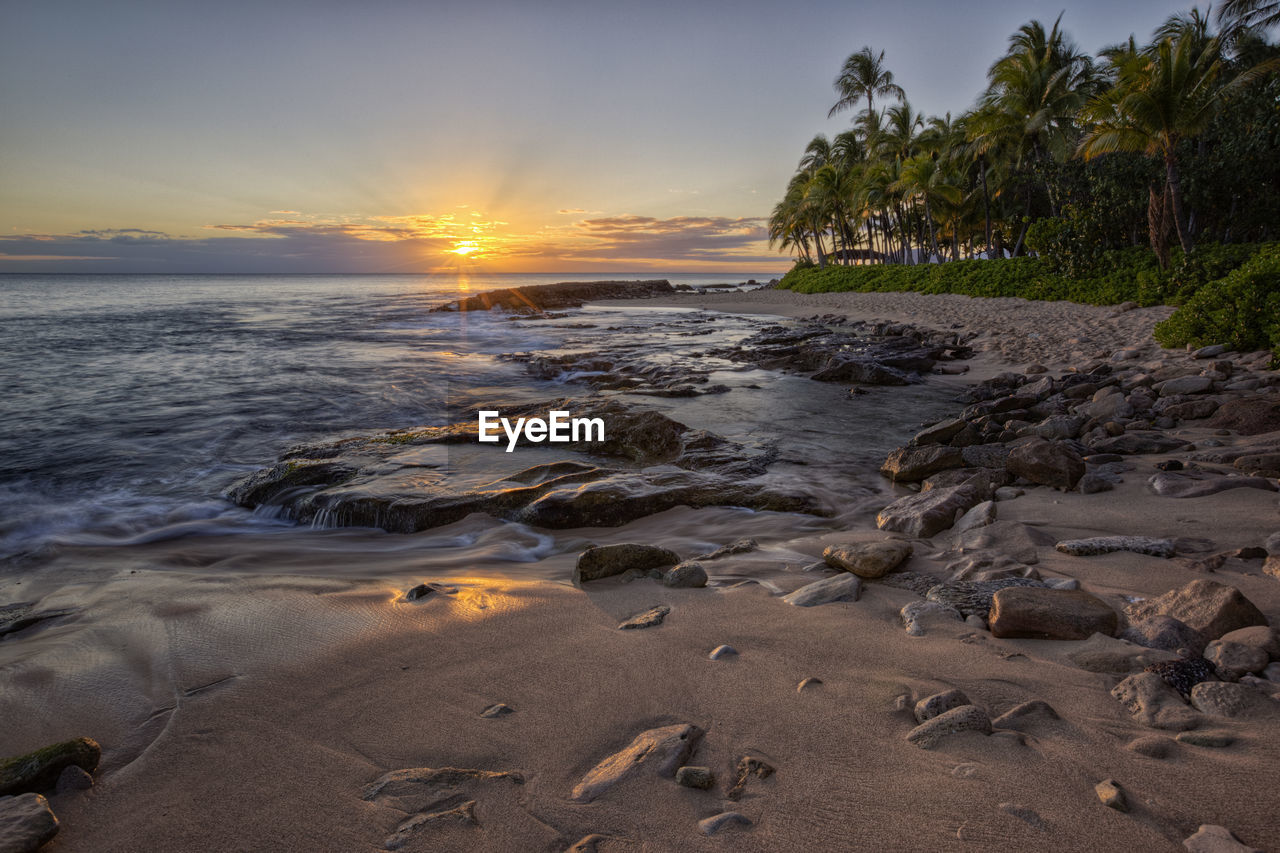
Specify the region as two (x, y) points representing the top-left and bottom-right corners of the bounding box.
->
(770, 2), (1280, 272)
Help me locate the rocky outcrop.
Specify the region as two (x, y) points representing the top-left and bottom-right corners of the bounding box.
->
(431, 280), (675, 313)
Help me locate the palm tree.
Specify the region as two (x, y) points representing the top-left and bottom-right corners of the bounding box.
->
(1079, 29), (1273, 260)
(829, 47), (905, 124)
(1218, 0), (1280, 35)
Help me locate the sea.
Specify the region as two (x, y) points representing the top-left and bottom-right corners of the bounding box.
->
(0, 274), (958, 574)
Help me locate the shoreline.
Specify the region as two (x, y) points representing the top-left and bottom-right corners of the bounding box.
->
(4, 286), (1280, 851)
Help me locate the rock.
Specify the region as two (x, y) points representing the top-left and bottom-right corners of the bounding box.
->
(662, 561), (707, 588)
(617, 605), (671, 630)
(1006, 439), (1085, 489)
(569, 724), (702, 802)
(1161, 399), (1220, 421)
(1068, 633), (1179, 674)
(1204, 640), (1269, 680)
(1265, 662), (1280, 682)
(698, 812), (751, 836)
(0, 604), (77, 639)
(1055, 536), (1174, 558)
(1217, 626), (1280, 660)
(0, 738), (100, 797)
(725, 755), (774, 800)
(694, 538), (757, 560)
(877, 485), (980, 538)
(1124, 580), (1268, 640)
(1189, 681), (1277, 718)
(432, 279), (674, 312)
(991, 700), (1059, 728)
(384, 801), (478, 847)
(882, 571), (947, 596)
(361, 766), (524, 813)
(880, 445), (965, 482)
(1159, 375), (1214, 396)
(53, 766), (92, 794)
(998, 802), (1048, 831)
(1111, 672), (1201, 730)
(479, 703), (514, 718)
(988, 588), (1117, 640)
(906, 705), (992, 748)
(1126, 735), (1174, 758)
(781, 573), (863, 607)
(674, 766), (715, 789)
(797, 677), (823, 692)
(913, 418), (967, 446)
(1148, 471), (1277, 498)
(1078, 473), (1114, 494)
(1205, 396), (1280, 435)
(708, 645), (738, 660)
(1089, 433), (1190, 455)
(822, 540), (913, 578)
(404, 582), (455, 601)
(0, 793), (58, 853)
(954, 501), (996, 534)
(1146, 657), (1218, 698)
(1095, 779), (1127, 811)
(1120, 616), (1208, 657)
(1043, 578), (1080, 590)
(1175, 730), (1235, 747)
(1192, 344), (1228, 359)
(994, 486), (1024, 501)
(576, 544), (681, 584)
(960, 444), (1011, 469)
(1182, 825), (1262, 853)
(914, 689), (971, 723)
(901, 601), (963, 636)
(926, 577), (1046, 618)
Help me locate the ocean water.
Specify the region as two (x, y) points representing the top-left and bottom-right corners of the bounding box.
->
(0, 273), (954, 568)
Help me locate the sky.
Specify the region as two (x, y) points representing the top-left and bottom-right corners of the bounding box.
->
(0, 0), (1197, 274)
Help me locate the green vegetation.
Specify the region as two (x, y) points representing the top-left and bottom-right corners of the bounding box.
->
(771, 6), (1280, 276)
(1154, 244), (1280, 354)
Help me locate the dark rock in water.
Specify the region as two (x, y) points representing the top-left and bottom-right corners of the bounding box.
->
(618, 605), (671, 630)
(430, 279), (674, 313)
(1144, 658), (1217, 699)
(662, 561), (708, 588)
(1120, 616), (1208, 657)
(725, 755), (775, 801)
(0, 793), (59, 852)
(0, 604), (77, 639)
(1055, 536), (1175, 558)
(1205, 396), (1280, 435)
(694, 538), (757, 560)
(812, 359), (910, 385)
(570, 724), (702, 802)
(988, 588), (1117, 640)
(675, 766), (715, 789)
(1006, 438), (1085, 490)
(576, 544), (680, 584)
(880, 445), (965, 483)
(0, 737), (100, 796)
(1124, 579), (1268, 640)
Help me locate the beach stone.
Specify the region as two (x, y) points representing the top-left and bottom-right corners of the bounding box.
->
(569, 724), (702, 802)
(1055, 536), (1174, 558)
(698, 812), (751, 836)
(877, 485), (979, 538)
(1148, 471), (1277, 498)
(1264, 532), (1280, 556)
(953, 501), (996, 534)
(960, 444), (1011, 470)
(361, 766), (524, 813)
(797, 676), (823, 692)
(1006, 439), (1085, 489)
(617, 605), (671, 630)
(881, 571), (947, 596)
(1204, 641), (1269, 680)
(725, 755), (774, 800)
(694, 538), (757, 560)
(1111, 672), (1201, 729)
(1146, 657), (1218, 699)
(955, 520), (1051, 565)
(0, 738), (100, 797)
(1089, 433), (1190, 455)
(994, 486), (1023, 501)
(384, 801), (477, 847)
(926, 577), (1046, 618)
(662, 561), (707, 588)
(906, 705), (992, 748)
(0, 793), (58, 853)
(1217, 626), (1280, 660)
(674, 766), (715, 789)
(880, 444), (966, 482)
(1189, 682), (1277, 718)
(404, 582), (455, 601)
(708, 645), (738, 660)
(781, 573), (862, 607)
(1068, 633), (1178, 674)
(1078, 473), (1114, 494)
(991, 700), (1059, 728)
(575, 544), (680, 584)
(1205, 396), (1280, 435)
(914, 689), (970, 723)
(1192, 344), (1228, 359)
(901, 601), (963, 636)
(823, 540), (913, 578)
(1161, 399), (1220, 421)
(913, 418), (967, 446)
(989, 588), (1117, 640)
(1265, 662), (1280, 682)
(1120, 616), (1208, 657)
(1182, 825), (1262, 853)
(53, 766), (92, 794)
(1176, 730), (1235, 748)
(1124, 580), (1268, 640)
(1160, 375), (1214, 396)
(1126, 735), (1174, 758)
(1095, 779), (1127, 811)
(0, 604), (77, 639)
(479, 703), (514, 718)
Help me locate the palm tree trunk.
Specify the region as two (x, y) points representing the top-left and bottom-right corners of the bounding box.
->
(923, 197), (940, 261)
(979, 155), (992, 257)
(1165, 152), (1193, 256)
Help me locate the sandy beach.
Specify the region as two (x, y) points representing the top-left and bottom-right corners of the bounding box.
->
(4, 288), (1279, 852)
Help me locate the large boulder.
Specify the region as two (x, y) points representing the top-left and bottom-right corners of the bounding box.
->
(1124, 580), (1268, 641)
(823, 540), (913, 578)
(1119, 615), (1207, 657)
(1189, 682), (1278, 719)
(573, 544), (680, 584)
(988, 588), (1117, 640)
(0, 793), (58, 853)
(880, 445), (965, 483)
(1006, 439), (1085, 489)
(1205, 396), (1280, 435)
(876, 486), (980, 538)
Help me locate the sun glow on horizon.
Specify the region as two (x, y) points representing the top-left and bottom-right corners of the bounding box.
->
(450, 240), (481, 256)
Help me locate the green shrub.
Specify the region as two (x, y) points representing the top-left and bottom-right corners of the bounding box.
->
(1154, 244), (1280, 356)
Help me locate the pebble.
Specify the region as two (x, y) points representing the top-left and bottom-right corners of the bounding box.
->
(479, 703), (514, 718)
(698, 812), (751, 836)
(708, 644), (738, 660)
(674, 766), (715, 789)
(901, 600), (962, 636)
(797, 677), (823, 692)
(662, 561), (708, 588)
(1095, 778), (1127, 811)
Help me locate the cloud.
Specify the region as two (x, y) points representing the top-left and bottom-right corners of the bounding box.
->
(557, 214), (772, 262)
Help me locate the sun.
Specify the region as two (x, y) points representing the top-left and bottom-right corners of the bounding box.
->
(450, 240), (480, 256)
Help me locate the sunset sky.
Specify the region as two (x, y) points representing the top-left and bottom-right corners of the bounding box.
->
(1, 0), (1191, 274)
